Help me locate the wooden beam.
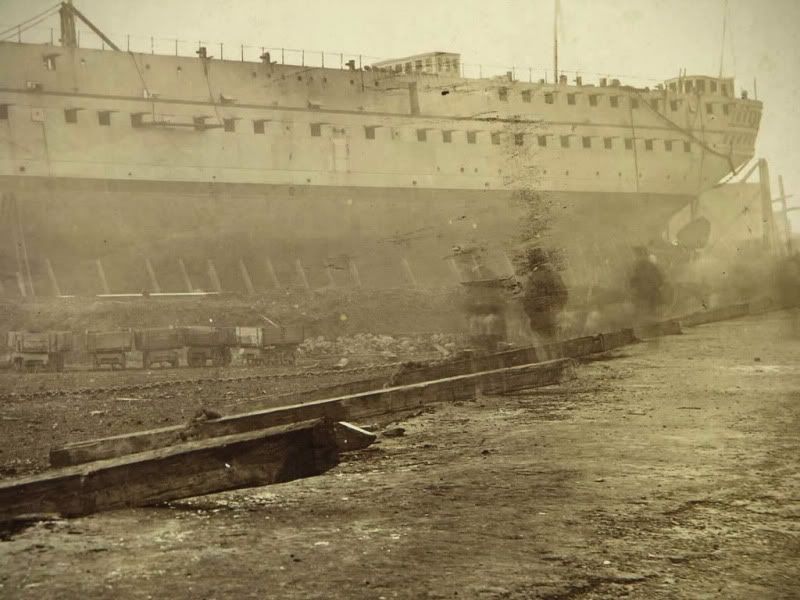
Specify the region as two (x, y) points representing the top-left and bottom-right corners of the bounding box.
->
(45, 258), (62, 297)
(634, 319), (682, 339)
(447, 257), (463, 282)
(207, 259), (222, 293)
(749, 297), (787, 315)
(144, 258), (161, 293)
(265, 257), (282, 289)
(242, 327), (636, 415)
(95, 259), (110, 295)
(348, 259), (362, 288)
(400, 257), (419, 289)
(325, 265), (337, 288)
(295, 258), (310, 291)
(50, 359), (575, 467)
(1, 419), (338, 521)
(239, 259), (255, 295)
(679, 303), (750, 327)
(758, 159), (777, 252)
(778, 175), (793, 254)
(16, 271), (27, 298)
(390, 329), (635, 386)
(501, 252), (516, 277)
(178, 257), (194, 292)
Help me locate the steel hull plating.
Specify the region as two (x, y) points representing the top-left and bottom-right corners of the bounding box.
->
(0, 175), (689, 295)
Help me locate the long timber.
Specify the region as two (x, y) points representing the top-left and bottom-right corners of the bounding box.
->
(634, 319), (683, 339)
(50, 359), (576, 467)
(389, 329), (636, 385)
(679, 303), (750, 327)
(1, 419), (338, 521)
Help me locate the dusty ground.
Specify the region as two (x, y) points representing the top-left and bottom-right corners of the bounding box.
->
(0, 311), (799, 599)
(0, 362), (400, 477)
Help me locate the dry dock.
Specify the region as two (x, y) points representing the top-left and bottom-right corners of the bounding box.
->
(0, 310), (798, 599)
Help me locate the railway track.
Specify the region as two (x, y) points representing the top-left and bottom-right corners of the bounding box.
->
(2, 299), (789, 402)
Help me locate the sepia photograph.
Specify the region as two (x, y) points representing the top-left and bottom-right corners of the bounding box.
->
(0, 0), (798, 597)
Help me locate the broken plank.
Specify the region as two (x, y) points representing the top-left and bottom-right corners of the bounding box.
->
(50, 359), (576, 468)
(334, 422), (377, 452)
(5, 419), (337, 521)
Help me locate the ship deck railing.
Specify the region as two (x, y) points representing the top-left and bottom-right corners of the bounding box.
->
(0, 21), (665, 88)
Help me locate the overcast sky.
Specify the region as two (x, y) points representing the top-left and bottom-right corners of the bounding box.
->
(3, 0), (799, 229)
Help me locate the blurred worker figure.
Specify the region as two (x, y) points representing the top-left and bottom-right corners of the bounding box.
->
(461, 280), (508, 352)
(629, 246), (667, 322)
(518, 248), (568, 343)
(455, 246), (509, 352)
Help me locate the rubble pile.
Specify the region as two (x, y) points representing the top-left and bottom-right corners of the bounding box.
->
(298, 333), (459, 361)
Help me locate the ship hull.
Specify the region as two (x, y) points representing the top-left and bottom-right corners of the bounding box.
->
(0, 40), (762, 296)
(1, 175), (689, 295)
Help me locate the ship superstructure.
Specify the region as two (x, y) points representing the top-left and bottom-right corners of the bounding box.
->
(0, 3), (763, 295)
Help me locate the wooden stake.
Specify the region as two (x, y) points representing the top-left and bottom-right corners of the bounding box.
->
(265, 257), (281, 289)
(401, 257), (418, 288)
(325, 265), (337, 288)
(778, 175), (793, 254)
(144, 258), (161, 293)
(295, 258), (310, 291)
(501, 252), (516, 277)
(207, 260), (223, 293)
(11, 193), (35, 298)
(239, 259), (256, 295)
(758, 159), (777, 253)
(16, 272), (27, 298)
(178, 258), (193, 292)
(447, 257), (463, 282)
(95, 259), (111, 295)
(349, 259), (362, 288)
(45, 258), (62, 296)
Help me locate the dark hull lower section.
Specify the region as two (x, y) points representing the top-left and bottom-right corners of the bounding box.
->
(0, 176), (691, 296)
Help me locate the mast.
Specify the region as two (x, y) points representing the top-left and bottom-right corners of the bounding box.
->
(553, 0), (560, 82)
(59, 1), (77, 48)
(58, 1), (120, 51)
(718, 0), (728, 78)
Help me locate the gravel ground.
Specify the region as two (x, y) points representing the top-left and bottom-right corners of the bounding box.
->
(0, 310), (798, 599)
(0, 363), (400, 477)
